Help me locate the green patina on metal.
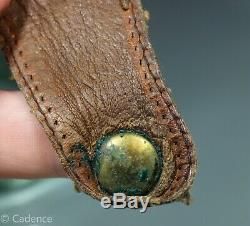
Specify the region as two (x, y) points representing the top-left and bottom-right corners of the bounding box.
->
(69, 143), (91, 167)
(93, 129), (163, 196)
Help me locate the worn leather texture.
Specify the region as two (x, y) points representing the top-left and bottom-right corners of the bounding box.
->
(0, 0), (197, 205)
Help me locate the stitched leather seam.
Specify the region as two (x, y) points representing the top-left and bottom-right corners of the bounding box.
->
(19, 0), (101, 195)
(13, 1), (69, 149)
(128, 2), (195, 199)
(1, 6), (94, 193)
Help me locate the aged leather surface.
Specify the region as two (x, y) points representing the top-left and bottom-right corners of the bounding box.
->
(0, 0), (197, 205)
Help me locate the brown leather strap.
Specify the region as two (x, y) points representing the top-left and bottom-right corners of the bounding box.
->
(0, 0), (197, 205)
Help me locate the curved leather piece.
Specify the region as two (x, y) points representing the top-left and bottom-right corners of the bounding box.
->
(0, 0), (197, 205)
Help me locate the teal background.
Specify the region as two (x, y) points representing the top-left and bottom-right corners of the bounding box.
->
(0, 0), (249, 225)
